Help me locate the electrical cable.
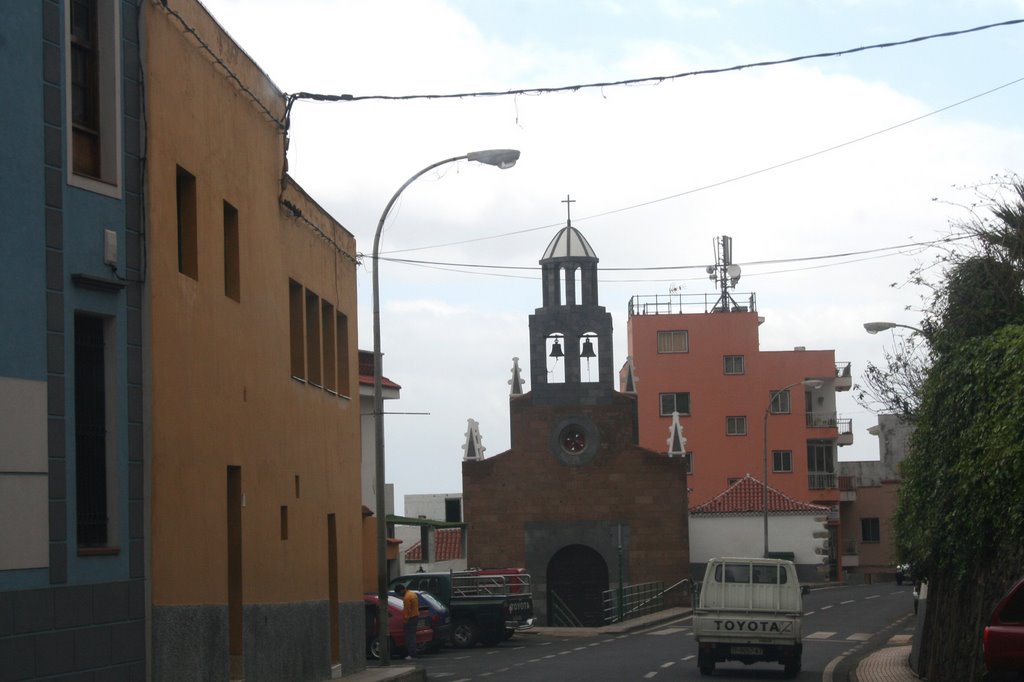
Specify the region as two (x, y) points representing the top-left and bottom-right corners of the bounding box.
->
(286, 19), (1023, 105)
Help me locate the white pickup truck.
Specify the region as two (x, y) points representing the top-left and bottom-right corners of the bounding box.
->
(693, 557), (803, 677)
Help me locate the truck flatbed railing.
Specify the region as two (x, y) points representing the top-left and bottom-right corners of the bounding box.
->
(451, 573), (532, 599)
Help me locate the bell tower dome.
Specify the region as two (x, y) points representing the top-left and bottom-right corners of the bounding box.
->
(528, 198), (615, 406)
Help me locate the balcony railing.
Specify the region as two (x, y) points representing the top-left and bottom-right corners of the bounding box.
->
(806, 411), (837, 428)
(808, 472), (836, 490)
(835, 362), (852, 391)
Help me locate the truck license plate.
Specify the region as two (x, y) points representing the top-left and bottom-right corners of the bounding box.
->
(732, 646), (763, 656)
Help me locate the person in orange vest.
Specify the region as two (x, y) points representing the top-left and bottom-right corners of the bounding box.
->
(394, 583), (420, 660)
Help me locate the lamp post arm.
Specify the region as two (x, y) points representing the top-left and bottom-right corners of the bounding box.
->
(371, 153), (468, 665)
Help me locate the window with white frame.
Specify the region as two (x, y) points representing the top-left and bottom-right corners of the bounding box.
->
(67, 0), (122, 195)
(723, 355), (745, 375)
(657, 330), (688, 353)
(726, 416), (747, 436)
(659, 392), (691, 416)
(772, 450), (792, 473)
(769, 389), (792, 414)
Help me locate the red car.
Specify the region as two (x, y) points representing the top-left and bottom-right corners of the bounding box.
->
(363, 594), (432, 660)
(984, 576), (1024, 679)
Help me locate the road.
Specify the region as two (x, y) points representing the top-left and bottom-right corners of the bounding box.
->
(408, 583), (916, 681)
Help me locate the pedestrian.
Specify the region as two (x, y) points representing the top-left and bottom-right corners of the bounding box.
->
(395, 583), (420, 660)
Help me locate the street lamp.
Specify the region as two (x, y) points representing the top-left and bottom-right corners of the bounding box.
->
(763, 378), (823, 558)
(863, 321), (924, 335)
(372, 149), (520, 664)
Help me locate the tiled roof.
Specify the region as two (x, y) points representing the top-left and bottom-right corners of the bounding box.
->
(358, 350), (402, 390)
(690, 474), (831, 516)
(404, 527), (463, 562)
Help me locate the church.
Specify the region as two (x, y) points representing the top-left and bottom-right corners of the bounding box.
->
(462, 208), (691, 626)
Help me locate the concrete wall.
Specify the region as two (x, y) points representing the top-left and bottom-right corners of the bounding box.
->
(689, 514), (828, 582)
(0, 1), (147, 677)
(464, 393), (690, 624)
(626, 309), (841, 508)
(144, 1), (363, 677)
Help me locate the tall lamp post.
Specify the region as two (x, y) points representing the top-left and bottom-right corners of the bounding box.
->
(763, 378), (823, 558)
(372, 149), (520, 664)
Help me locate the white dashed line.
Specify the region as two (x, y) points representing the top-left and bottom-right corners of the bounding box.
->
(661, 661), (675, 668)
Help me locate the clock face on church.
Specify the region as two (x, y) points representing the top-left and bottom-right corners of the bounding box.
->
(550, 417), (599, 467)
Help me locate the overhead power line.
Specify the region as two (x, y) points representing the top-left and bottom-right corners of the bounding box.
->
(370, 234), (971, 279)
(286, 19), (1023, 105)
(375, 75), (1024, 257)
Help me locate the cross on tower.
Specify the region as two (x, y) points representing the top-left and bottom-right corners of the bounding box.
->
(561, 194), (575, 226)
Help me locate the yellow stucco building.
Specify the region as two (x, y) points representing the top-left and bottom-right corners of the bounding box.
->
(144, 2), (365, 678)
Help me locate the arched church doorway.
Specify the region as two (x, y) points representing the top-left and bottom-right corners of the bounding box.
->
(547, 544), (608, 627)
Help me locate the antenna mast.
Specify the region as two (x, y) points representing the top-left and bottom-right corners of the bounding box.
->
(708, 235), (742, 312)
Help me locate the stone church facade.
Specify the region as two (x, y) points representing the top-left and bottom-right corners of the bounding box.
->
(462, 216), (690, 626)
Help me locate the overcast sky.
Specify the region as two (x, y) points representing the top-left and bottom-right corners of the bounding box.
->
(196, 0), (1024, 513)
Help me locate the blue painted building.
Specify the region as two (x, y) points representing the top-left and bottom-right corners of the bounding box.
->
(0, 1), (146, 677)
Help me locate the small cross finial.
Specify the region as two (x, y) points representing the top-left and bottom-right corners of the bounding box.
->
(561, 194), (575, 226)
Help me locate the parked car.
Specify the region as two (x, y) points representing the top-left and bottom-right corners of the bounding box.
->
(412, 590), (452, 652)
(363, 594), (432, 660)
(983, 576), (1024, 680)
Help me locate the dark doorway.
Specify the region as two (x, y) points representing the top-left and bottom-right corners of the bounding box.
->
(547, 545), (608, 627)
(227, 466), (243, 678)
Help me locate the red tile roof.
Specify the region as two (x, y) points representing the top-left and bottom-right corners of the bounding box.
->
(404, 527), (463, 562)
(690, 474), (830, 515)
(359, 350), (402, 390)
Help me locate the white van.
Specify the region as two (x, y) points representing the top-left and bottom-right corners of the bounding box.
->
(693, 557), (803, 677)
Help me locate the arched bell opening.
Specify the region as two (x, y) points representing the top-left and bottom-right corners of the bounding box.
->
(546, 333), (566, 384)
(578, 332), (600, 383)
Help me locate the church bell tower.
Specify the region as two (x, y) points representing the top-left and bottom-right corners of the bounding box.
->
(528, 198), (615, 406)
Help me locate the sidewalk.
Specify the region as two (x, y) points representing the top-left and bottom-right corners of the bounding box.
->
(854, 644), (918, 681)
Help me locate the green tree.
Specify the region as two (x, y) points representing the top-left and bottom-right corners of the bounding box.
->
(892, 175), (1024, 680)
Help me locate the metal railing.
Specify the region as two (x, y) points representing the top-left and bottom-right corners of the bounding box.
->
(837, 418), (852, 436)
(627, 293), (757, 316)
(835, 362), (851, 378)
(602, 578), (691, 624)
(808, 472), (837, 490)
(548, 589), (583, 627)
(806, 411), (837, 428)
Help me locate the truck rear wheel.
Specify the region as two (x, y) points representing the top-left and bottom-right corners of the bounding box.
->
(697, 650), (715, 676)
(452, 618), (478, 648)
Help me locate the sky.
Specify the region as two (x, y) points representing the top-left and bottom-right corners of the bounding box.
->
(196, 0), (1024, 514)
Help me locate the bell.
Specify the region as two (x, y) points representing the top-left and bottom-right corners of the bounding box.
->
(549, 339), (564, 358)
(580, 337), (596, 359)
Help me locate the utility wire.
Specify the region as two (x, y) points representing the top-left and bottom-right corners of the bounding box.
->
(286, 19), (1023, 105)
(376, 74), (1023, 257)
(371, 234), (971, 277)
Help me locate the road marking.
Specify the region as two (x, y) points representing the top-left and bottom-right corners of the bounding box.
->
(847, 633), (872, 641)
(804, 611), (816, 616)
(823, 654), (845, 682)
(682, 655), (695, 661)
(588, 642), (601, 646)
(661, 661), (675, 668)
(821, 604), (834, 610)
(558, 650), (571, 655)
(574, 646), (587, 651)
(807, 631), (837, 639)
(648, 627), (688, 636)
(644, 673), (658, 679)
(889, 634), (912, 645)
(841, 600), (855, 605)
(866, 594), (880, 600)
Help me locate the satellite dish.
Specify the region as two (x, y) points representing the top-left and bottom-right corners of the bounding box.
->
(727, 263), (742, 284)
